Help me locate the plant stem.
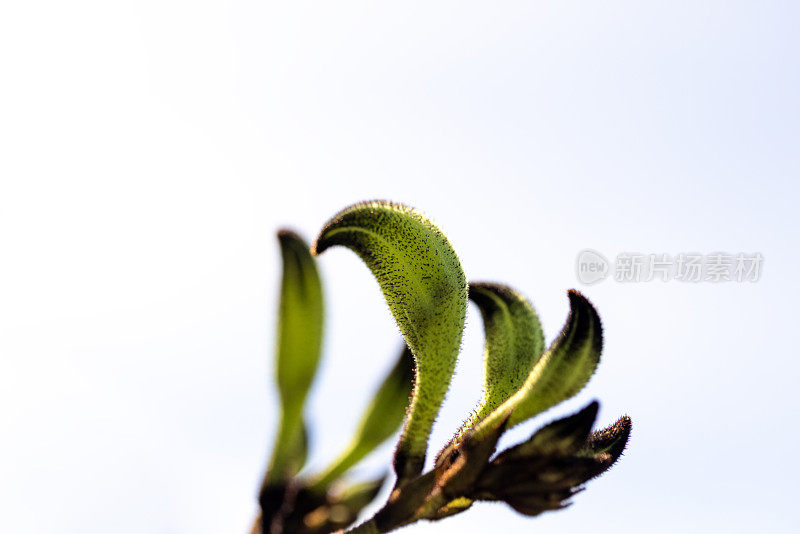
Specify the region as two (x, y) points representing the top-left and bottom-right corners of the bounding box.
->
(340, 469), (446, 534)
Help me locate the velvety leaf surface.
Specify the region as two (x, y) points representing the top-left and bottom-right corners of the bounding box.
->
(475, 290), (602, 435)
(313, 200), (467, 480)
(467, 282), (545, 424)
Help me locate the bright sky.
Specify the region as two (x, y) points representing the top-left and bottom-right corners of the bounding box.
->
(1, 2), (798, 533)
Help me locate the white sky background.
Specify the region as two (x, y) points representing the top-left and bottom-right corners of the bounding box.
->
(1, 1), (798, 533)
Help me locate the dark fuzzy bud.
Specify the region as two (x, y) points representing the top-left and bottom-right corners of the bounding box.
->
(468, 404), (630, 518)
(501, 401), (599, 461)
(578, 414), (632, 479)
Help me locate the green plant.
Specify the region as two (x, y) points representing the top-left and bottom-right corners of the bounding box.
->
(254, 201), (631, 534)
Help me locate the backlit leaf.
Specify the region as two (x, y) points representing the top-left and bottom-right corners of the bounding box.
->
(313, 201), (467, 481)
(467, 282), (545, 425)
(310, 346), (414, 490)
(474, 290), (602, 436)
(265, 230), (324, 483)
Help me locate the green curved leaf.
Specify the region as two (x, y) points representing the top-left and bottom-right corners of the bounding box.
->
(265, 229), (324, 483)
(474, 290), (602, 436)
(310, 345), (414, 490)
(313, 200), (468, 481)
(467, 282), (545, 425)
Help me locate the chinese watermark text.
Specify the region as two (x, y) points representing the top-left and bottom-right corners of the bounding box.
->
(576, 250), (763, 284)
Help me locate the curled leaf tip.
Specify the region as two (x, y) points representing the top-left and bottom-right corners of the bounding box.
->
(565, 289), (603, 353)
(277, 227), (305, 241)
(584, 414), (632, 464)
(311, 200), (415, 255)
(506, 290), (603, 427)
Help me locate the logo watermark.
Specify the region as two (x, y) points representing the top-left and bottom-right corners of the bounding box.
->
(576, 249), (610, 285)
(576, 250), (763, 284)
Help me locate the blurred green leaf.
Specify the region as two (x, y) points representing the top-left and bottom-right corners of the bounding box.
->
(266, 229), (324, 483)
(335, 474), (388, 514)
(313, 200), (467, 482)
(474, 290), (602, 436)
(310, 346), (414, 490)
(467, 282), (545, 425)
